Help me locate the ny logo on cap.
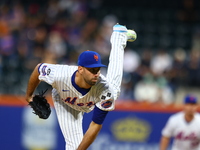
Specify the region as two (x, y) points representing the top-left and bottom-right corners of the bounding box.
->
(94, 54), (98, 61)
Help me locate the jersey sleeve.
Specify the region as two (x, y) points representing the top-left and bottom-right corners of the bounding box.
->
(162, 116), (175, 138)
(95, 88), (115, 111)
(38, 63), (57, 86)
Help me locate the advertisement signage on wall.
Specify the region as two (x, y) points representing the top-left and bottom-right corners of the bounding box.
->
(0, 96), (179, 150)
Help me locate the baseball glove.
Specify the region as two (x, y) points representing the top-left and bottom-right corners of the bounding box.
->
(29, 89), (51, 119)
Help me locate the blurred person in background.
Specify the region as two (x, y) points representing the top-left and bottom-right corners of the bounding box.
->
(118, 48), (140, 100)
(134, 73), (160, 103)
(185, 49), (200, 87)
(166, 48), (187, 93)
(160, 95), (200, 150)
(45, 30), (67, 63)
(150, 49), (173, 76)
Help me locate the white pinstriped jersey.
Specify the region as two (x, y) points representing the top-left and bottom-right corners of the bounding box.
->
(36, 28), (127, 150)
(38, 32), (127, 113)
(162, 112), (200, 150)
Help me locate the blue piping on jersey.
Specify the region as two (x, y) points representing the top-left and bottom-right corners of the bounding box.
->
(38, 63), (44, 73)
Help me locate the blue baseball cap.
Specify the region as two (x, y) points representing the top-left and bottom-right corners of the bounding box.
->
(184, 95), (197, 104)
(78, 50), (107, 68)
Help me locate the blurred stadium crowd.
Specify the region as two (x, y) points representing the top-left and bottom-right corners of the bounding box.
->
(1, 0), (200, 104)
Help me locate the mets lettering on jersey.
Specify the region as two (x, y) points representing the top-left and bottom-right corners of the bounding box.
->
(176, 132), (199, 148)
(62, 97), (94, 107)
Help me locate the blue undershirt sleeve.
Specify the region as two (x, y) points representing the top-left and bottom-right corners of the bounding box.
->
(92, 105), (109, 125)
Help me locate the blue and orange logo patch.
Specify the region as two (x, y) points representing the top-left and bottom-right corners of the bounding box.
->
(101, 100), (112, 108)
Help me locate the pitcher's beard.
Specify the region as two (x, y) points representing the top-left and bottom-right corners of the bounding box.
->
(84, 78), (97, 86)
